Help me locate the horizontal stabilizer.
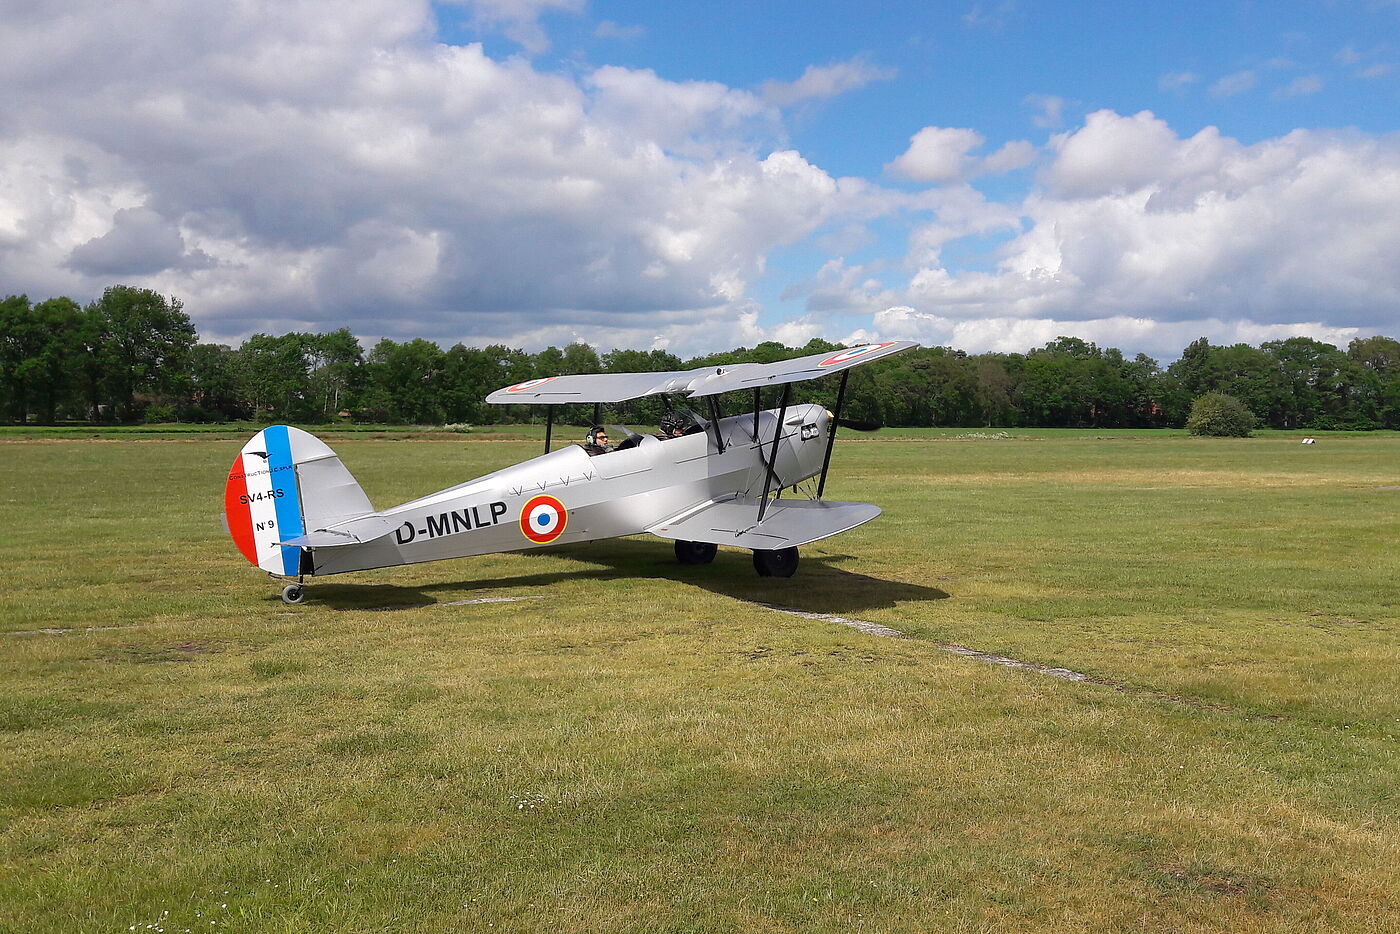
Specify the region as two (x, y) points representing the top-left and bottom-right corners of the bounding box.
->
(276, 515), (397, 549)
(647, 497), (881, 550)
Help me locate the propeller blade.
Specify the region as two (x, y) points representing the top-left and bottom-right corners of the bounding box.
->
(836, 418), (882, 432)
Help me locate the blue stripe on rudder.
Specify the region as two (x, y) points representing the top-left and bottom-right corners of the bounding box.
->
(264, 425), (305, 575)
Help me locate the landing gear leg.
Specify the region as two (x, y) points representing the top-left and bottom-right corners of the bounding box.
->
(675, 540), (718, 565)
(752, 547), (799, 578)
(281, 551), (314, 604)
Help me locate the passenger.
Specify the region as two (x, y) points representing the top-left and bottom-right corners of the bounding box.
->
(580, 425), (612, 456)
(656, 412), (693, 440)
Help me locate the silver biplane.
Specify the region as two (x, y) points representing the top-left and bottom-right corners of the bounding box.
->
(223, 341), (916, 603)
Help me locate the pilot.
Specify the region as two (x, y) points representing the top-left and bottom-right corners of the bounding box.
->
(581, 425), (612, 456)
(656, 412), (691, 439)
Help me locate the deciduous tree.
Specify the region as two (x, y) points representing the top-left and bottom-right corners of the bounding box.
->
(87, 286), (196, 421)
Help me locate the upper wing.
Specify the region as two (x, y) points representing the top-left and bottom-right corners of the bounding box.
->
(485, 341), (918, 405)
(483, 370), (701, 404)
(684, 340), (918, 398)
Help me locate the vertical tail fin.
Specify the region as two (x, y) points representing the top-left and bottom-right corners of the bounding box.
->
(224, 425), (373, 576)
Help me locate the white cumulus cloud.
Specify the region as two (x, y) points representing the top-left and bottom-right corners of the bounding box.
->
(1158, 71), (1199, 92)
(1209, 70), (1258, 98)
(871, 306), (1361, 359)
(442, 0), (585, 54)
(0, 0), (866, 352)
(887, 127), (985, 183)
(852, 110), (1400, 359)
(594, 20), (645, 40)
(760, 58), (897, 107)
(1, 1), (1397, 361)
(1025, 94), (1067, 129)
(1275, 74), (1324, 98)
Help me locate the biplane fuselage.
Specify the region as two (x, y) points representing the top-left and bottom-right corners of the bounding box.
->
(224, 341), (917, 601)
(310, 404), (836, 575)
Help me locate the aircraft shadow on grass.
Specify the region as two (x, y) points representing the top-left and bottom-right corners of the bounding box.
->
(306, 536), (949, 617)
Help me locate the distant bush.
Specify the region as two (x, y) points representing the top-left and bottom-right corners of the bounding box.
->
(175, 404), (225, 424)
(350, 405), (394, 424)
(143, 403), (179, 424)
(1307, 415), (1380, 431)
(1187, 392), (1254, 437)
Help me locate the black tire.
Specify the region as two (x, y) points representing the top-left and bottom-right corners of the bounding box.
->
(675, 540), (718, 565)
(281, 584), (306, 605)
(752, 547), (799, 578)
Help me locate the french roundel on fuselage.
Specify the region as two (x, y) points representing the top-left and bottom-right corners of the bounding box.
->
(519, 494), (568, 544)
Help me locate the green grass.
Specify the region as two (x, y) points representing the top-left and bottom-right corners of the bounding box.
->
(1, 432), (1397, 932)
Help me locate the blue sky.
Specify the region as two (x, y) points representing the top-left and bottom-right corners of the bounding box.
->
(2, 0), (1398, 359)
(500, 0), (1400, 163)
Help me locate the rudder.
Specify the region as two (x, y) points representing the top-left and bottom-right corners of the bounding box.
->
(224, 425), (373, 576)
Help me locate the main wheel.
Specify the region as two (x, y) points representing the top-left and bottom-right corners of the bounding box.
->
(752, 547), (799, 578)
(281, 583), (306, 605)
(675, 540), (718, 565)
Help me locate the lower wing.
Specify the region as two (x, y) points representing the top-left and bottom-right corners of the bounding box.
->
(646, 497), (880, 549)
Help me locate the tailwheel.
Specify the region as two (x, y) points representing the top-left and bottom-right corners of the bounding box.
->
(752, 546), (799, 578)
(281, 583), (306, 605)
(675, 540), (718, 565)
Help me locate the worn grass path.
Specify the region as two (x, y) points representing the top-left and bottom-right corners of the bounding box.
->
(1, 431), (1397, 932)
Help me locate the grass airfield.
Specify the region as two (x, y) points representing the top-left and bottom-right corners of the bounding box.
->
(1, 428), (1397, 932)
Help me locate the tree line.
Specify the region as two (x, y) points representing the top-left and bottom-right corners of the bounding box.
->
(4, 285), (1399, 430)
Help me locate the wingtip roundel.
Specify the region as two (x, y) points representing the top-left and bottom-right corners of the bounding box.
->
(817, 341), (901, 367)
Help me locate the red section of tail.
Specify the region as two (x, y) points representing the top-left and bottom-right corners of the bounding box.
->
(224, 453), (258, 564)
